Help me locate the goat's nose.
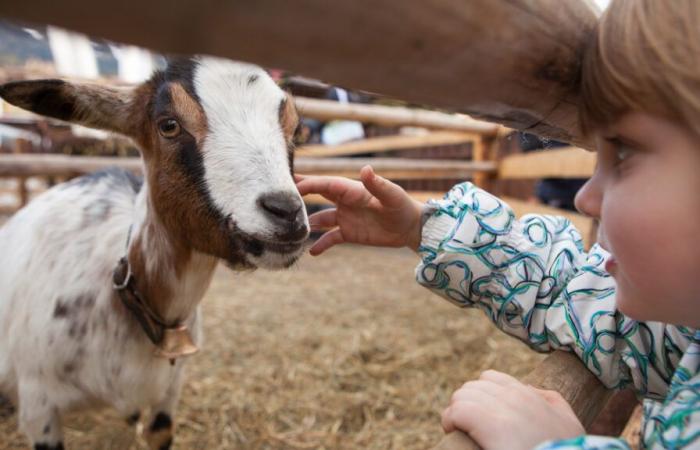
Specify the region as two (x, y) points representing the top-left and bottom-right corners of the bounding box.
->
(258, 192), (303, 224)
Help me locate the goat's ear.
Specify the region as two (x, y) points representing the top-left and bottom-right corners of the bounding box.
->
(0, 79), (136, 136)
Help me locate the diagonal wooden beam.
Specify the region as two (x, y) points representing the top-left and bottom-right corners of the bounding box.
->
(0, 0), (596, 146)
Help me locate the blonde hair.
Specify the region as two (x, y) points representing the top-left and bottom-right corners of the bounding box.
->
(580, 0), (700, 136)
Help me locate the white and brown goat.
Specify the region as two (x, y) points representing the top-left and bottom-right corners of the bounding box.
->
(0, 56), (309, 449)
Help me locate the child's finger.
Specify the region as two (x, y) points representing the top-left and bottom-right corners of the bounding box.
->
(441, 400), (481, 433)
(294, 173), (307, 183)
(478, 369), (521, 387)
(309, 228), (345, 256)
(359, 165), (408, 208)
(308, 209), (337, 231)
(297, 177), (364, 205)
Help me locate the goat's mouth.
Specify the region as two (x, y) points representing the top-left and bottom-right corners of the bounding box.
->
(259, 239), (305, 254)
(224, 215), (309, 269)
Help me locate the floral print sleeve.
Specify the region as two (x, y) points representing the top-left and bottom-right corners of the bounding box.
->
(415, 182), (693, 398)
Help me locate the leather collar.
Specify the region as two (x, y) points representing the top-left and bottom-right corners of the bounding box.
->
(112, 256), (198, 361)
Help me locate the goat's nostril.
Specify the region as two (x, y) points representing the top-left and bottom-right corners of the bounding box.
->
(258, 192), (302, 223)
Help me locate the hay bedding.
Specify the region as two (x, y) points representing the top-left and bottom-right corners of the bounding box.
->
(0, 244), (544, 449)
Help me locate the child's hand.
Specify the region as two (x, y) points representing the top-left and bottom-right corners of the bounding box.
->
(295, 165), (424, 255)
(442, 370), (585, 450)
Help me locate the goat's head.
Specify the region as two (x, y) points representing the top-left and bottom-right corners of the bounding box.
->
(0, 56), (309, 269)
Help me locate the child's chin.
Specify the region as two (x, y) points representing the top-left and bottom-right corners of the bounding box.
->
(616, 291), (651, 322)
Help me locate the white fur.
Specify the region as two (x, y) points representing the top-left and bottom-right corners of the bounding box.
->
(196, 58), (308, 243)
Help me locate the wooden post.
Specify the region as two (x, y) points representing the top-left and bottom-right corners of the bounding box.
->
(433, 351), (613, 450)
(16, 176), (29, 207)
(0, 0), (596, 146)
(470, 138), (491, 191)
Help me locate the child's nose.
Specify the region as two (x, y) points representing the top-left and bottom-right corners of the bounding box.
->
(574, 177), (602, 219)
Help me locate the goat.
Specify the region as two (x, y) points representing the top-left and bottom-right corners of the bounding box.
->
(0, 56), (309, 450)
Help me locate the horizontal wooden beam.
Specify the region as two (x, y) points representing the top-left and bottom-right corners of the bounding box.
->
(295, 98), (501, 134)
(0, 0), (596, 146)
(0, 154), (496, 181)
(0, 154), (142, 177)
(498, 147), (596, 179)
(296, 131), (477, 158)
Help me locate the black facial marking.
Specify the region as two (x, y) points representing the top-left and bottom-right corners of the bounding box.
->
(163, 56), (199, 102)
(0, 80), (74, 121)
(248, 74), (259, 85)
(150, 412), (173, 432)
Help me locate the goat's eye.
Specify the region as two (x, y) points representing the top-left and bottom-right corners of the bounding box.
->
(157, 118), (181, 138)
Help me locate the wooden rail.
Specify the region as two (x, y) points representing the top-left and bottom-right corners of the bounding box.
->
(295, 98), (501, 135)
(434, 351), (613, 450)
(296, 131), (478, 158)
(0, 0), (596, 146)
(0, 154), (496, 181)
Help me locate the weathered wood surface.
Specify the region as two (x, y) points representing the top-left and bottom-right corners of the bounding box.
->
(0, 0), (596, 146)
(295, 98), (501, 134)
(434, 351), (613, 450)
(0, 154), (496, 180)
(499, 147), (596, 179)
(296, 131), (477, 158)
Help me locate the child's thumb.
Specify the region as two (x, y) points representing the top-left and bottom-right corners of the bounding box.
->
(360, 165), (406, 207)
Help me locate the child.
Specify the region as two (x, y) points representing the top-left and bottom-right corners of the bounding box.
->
(295, 1), (700, 448)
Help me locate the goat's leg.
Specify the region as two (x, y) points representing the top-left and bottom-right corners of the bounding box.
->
(17, 381), (64, 450)
(144, 370), (184, 450)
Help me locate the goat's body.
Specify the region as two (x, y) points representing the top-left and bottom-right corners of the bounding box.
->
(0, 169), (205, 438)
(0, 57), (308, 449)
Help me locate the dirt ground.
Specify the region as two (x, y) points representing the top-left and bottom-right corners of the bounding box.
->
(0, 244), (545, 450)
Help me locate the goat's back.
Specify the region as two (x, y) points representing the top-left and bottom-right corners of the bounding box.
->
(0, 168), (143, 399)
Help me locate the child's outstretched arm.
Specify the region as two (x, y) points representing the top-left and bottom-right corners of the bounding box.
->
(417, 181), (690, 398)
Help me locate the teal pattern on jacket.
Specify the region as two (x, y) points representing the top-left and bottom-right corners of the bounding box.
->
(415, 182), (700, 450)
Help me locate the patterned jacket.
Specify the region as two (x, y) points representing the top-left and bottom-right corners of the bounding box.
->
(416, 182), (700, 449)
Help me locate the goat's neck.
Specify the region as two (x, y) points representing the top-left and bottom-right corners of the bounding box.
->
(125, 184), (218, 324)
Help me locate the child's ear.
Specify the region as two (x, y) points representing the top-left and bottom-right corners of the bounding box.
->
(0, 79), (136, 137)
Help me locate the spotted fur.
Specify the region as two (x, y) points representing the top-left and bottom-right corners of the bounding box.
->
(0, 56), (308, 449)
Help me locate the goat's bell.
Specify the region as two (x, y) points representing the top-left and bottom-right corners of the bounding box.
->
(154, 325), (199, 360)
